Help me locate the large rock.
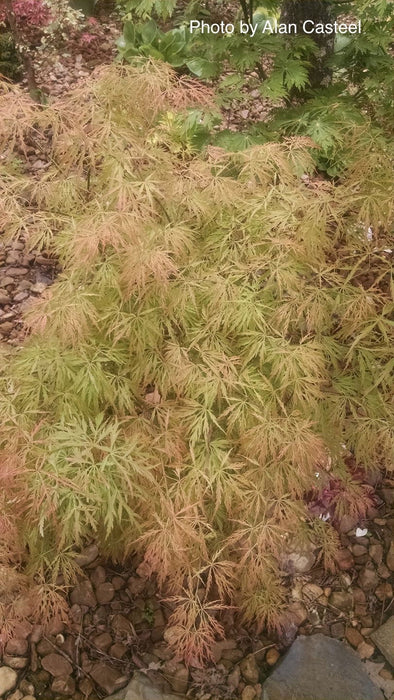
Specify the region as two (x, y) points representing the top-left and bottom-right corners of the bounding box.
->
(370, 615), (394, 667)
(0, 666), (18, 696)
(262, 634), (384, 700)
(106, 671), (187, 700)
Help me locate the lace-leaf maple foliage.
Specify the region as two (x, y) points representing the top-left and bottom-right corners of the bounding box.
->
(0, 63), (393, 665)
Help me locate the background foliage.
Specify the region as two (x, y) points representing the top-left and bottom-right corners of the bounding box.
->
(115, 0), (394, 168)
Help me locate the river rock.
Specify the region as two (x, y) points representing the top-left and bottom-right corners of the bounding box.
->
(79, 678), (94, 697)
(41, 653), (73, 677)
(111, 614), (134, 639)
(0, 666), (18, 696)
(91, 565), (106, 587)
(369, 544), (383, 565)
(5, 267), (28, 276)
(357, 641), (375, 659)
(70, 580), (97, 608)
(30, 282), (47, 294)
(2, 655), (28, 670)
(262, 634), (384, 700)
(11, 241), (24, 251)
(358, 565), (380, 591)
(7, 691), (23, 700)
(0, 321), (13, 333)
(5, 638), (28, 656)
(334, 548), (354, 570)
(19, 680), (35, 695)
(110, 643), (128, 660)
(90, 663), (128, 695)
(126, 576), (145, 597)
(93, 632), (113, 652)
(240, 654), (259, 684)
(106, 671), (187, 700)
(96, 582), (115, 604)
(282, 550), (316, 574)
(0, 292), (10, 304)
(74, 544), (99, 568)
(386, 542), (394, 571)
(0, 276), (15, 287)
(112, 576), (125, 590)
(375, 582), (392, 601)
(370, 616), (394, 667)
(211, 637), (237, 663)
(36, 639), (53, 657)
(353, 544), (368, 557)
(345, 627), (364, 648)
(266, 648), (280, 666)
(163, 660), (189, 694)
(51, 675), (76, 696)
(329, 591), (353, 611)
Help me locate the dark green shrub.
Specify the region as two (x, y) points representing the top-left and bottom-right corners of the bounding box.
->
(0, 31), (21, 80)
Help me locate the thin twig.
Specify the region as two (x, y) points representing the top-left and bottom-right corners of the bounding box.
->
(250, 642), (276, 656)
(43, 634), (96, 685)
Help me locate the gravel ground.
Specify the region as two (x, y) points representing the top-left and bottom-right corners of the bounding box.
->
(0, 480), (392, 699)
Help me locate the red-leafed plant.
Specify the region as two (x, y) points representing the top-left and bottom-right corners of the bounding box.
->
(0, 0), (52, 27)
(0, 0), (81, 98)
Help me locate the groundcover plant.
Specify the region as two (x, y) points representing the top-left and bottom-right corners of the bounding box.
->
(0, 62), (393, 665)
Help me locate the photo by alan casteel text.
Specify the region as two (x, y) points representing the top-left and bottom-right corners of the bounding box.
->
(189, 19), (362, 35)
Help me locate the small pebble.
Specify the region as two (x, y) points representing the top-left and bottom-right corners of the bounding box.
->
(375, 582), (393, 601)
(19, 681), (34, 695)
(266, 648), (280, 666)
(345, 627), (364, 648)
(241, 687), (256, 700)
(379, 668), (393, 680)
(357, 641), (375, 659)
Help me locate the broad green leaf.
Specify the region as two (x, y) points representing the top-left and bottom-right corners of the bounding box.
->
(186, 57), (219, 78)
(140, 19), (158, 44)
(123, 21), (136, 45)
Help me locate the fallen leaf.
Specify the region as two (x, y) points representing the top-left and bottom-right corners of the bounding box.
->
(355, 527), (368, 537)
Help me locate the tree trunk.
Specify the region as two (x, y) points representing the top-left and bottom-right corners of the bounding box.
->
(280, 0), (335, 89)
(4, 0), (40, 100)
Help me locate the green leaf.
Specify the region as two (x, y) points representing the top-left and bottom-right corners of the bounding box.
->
(186, 57), (220, 78)
(122, 46), (141, 59)
(145, 46), (165, 61)
(123, 21), (136, 45)
(219, 74), (244, 88)
(214, 131), (253, 151)
(334, 34), (352, 53)
(139, 19), (158, 44)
